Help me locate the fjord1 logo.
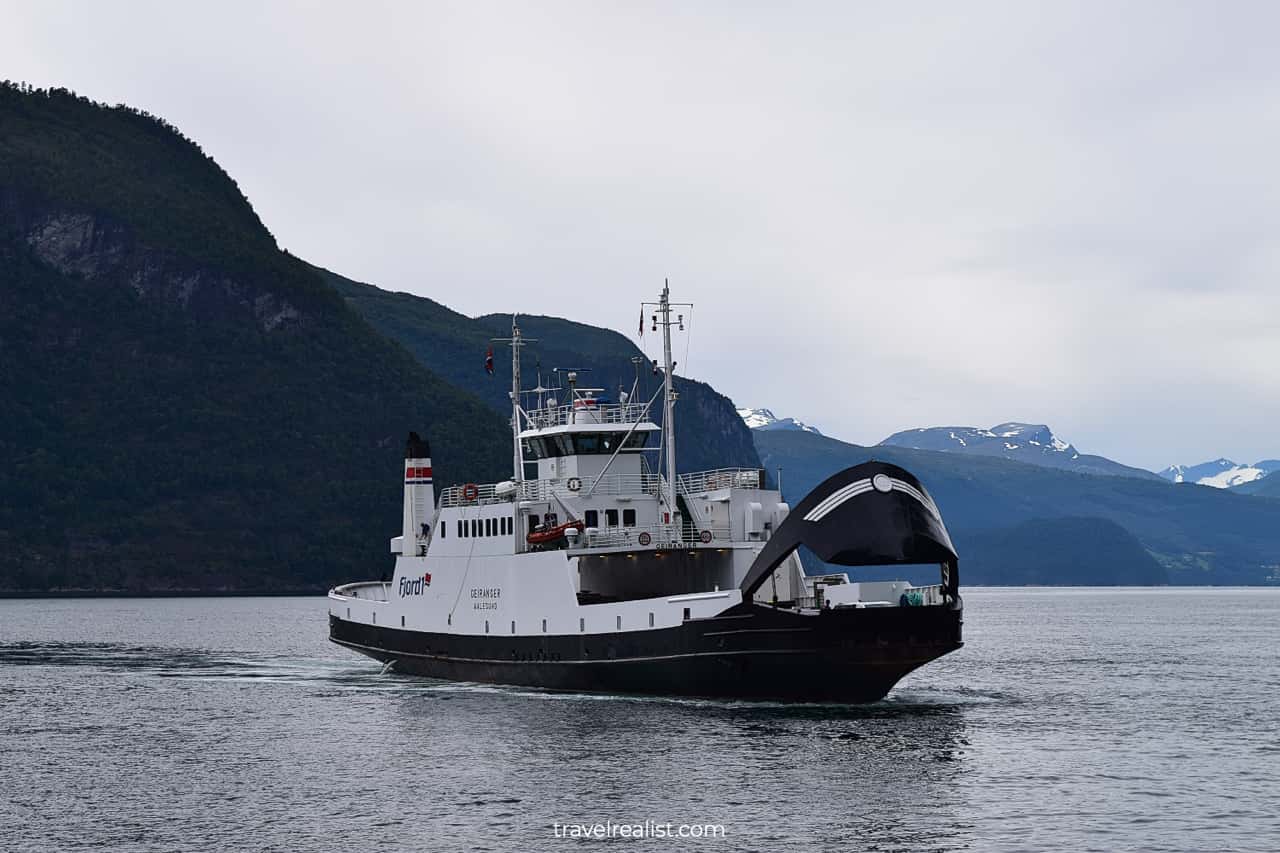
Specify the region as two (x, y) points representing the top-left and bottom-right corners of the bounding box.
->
(398, 572), (432, 596)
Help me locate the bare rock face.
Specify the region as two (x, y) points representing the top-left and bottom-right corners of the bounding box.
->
(10, 193), (303, 333)
(26, 212), (127, 278)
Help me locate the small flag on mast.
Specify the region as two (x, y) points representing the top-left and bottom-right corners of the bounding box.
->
(638, 307), (644, 337)
(484, 346), (494, 376)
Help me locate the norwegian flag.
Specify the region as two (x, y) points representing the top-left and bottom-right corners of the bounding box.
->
(484, 346), (494, 376)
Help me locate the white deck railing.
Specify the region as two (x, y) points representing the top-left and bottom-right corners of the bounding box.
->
(570, 522), (733, 552)
(676, 468), (761, 494)
(439, 467), (762, 509)
(794, 582), (948, 610)
(439, 482), (510, 508)
(525, 402), (651, 429)
(520, 473), (663, 501)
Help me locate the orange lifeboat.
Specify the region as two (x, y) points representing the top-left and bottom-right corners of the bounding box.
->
(526, 519), (585, 546)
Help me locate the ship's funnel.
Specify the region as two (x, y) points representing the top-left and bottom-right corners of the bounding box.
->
(403, 431), (435, 553)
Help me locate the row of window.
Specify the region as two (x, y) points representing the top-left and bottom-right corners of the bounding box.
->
(522, 431), (649, 460)
(354, 608), (694, 631)
(480, 612), (667, 633)
(583, 508), (637, 528)
(441, 511), (637, 538)
(443, 516), (513, 539)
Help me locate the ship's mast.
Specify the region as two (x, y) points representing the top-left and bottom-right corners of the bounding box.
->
(645, 280), (690, 528)
(491, 317), (536, 483)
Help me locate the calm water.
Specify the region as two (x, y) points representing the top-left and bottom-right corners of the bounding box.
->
(2, 589), (1277, 852)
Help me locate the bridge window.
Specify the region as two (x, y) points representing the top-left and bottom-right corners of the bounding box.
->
(649, 612), (654, 627)
(440, 520), (446, 538)
(511, 620), (516, 634)
(606, 509), (619, 527)
(584, 510), (599, 528)
(616, 614), (622, 630)
(457, 519), (464, 537)
(574, 434), (603, 454)
(624, 432), (649, 450)
(485, 620), (489, 633)
(623, 509), (636, 527)
(579, 617), (585, 632)
(472, 519), (480, 537)
(542, 618), (547, 633)
(485, 518), (493, 537)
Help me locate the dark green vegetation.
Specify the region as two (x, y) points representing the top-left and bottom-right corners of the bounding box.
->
(963, 518), (1167, 585)
(1, 84), (511, 593)
(325, 268), (759, 474)
(755, 429), (1280, 585)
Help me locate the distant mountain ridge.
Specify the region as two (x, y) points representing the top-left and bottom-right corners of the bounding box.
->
(1158, 459), (1280, 489)
(736, 407), (822, 435)
(878, 422), (1162, 481)
(752, 428), (1280, 585)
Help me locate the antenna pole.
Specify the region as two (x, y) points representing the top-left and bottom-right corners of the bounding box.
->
(492, 317), (537, 484)
(642, 282), (691, 536)
(660, 281), (677, 523)
(512, 316), (522, 482)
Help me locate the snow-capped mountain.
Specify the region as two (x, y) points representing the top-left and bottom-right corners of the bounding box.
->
(736, 408), (821, 435)
(878, 422), (1163, 480)
(1157, 459), (1280, 489)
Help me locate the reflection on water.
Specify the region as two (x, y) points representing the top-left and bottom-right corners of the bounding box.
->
(2, 590), (1278, 852)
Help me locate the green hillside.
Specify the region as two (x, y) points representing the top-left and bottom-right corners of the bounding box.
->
(963, 517), (1168, 585)
(754, 429), (1280, 585)
(322, 267), (760, 474)
(0, 83), (509, 593)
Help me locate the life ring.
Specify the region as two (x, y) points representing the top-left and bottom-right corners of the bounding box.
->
(461, 483), (480, 502)
(567, 477), (582, 492)
(638, 531), (652, 546)
(699, 529), (713, 544)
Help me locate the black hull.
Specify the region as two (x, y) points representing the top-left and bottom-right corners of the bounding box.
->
(329, 601), (963, 703)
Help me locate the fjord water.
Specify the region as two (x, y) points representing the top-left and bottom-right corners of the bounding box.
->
(2, 590), (1277, 852)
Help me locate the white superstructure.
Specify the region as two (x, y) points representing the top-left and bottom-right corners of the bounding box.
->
(330, 283), (810, 639)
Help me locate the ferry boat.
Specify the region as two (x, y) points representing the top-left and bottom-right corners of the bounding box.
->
(329, 284), (963, 702)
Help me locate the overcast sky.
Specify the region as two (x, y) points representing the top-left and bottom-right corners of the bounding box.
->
(6, 2), (1278, 470)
